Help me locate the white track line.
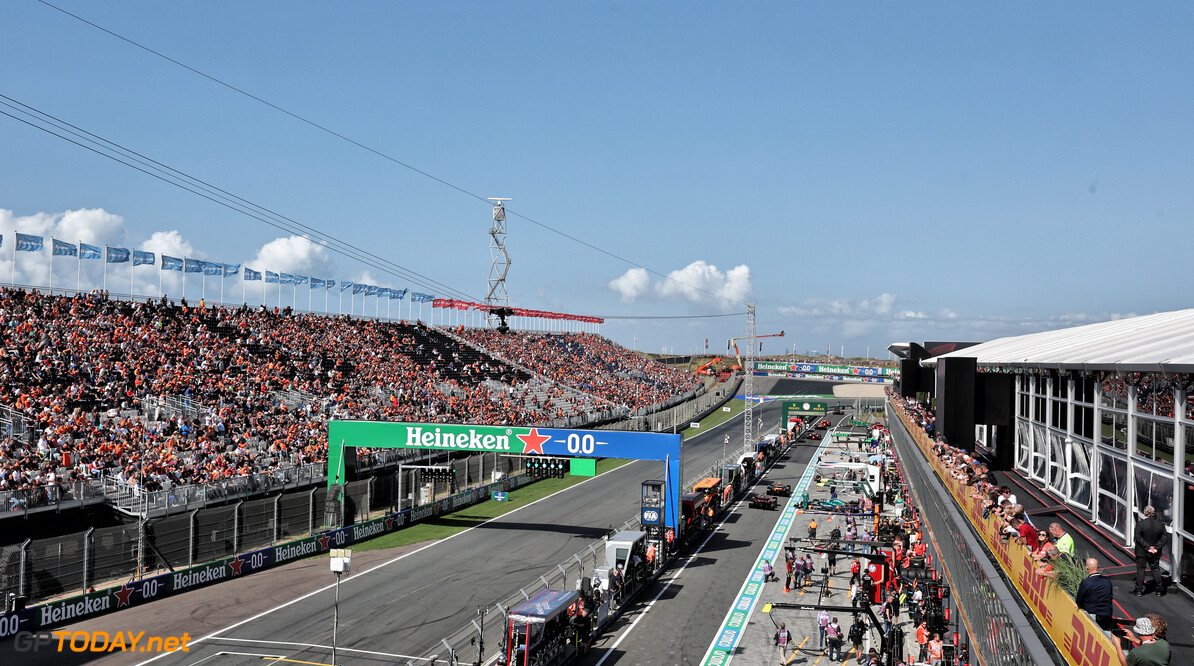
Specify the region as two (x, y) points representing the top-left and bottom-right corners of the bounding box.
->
(212, 636), (424, 660)
(135, 466), (635, 666)
(185, 653), (282, 666)
(593, 492), (747, 666)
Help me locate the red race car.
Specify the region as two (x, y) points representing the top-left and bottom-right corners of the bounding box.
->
(816, 419), (831, 429)
(805, 431), (821, 440)
(749, 494), (778, 510)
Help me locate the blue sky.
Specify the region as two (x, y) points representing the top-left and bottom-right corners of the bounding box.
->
(1, 2), (1191, 357)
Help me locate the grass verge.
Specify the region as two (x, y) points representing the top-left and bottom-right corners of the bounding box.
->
(351, 457), (633, 552)
(680, 398), (744, 439)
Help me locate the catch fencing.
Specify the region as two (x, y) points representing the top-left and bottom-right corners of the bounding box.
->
(0, 452), (525, 605)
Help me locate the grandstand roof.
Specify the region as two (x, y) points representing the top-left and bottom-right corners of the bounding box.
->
(923, 309), (1194, 373)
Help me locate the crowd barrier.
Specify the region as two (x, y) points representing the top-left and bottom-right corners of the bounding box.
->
(889, 402), (1119, 666)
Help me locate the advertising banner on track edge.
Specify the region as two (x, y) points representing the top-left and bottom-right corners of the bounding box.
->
(0, 474), (532, 640)
(891, 405), (1118, 666)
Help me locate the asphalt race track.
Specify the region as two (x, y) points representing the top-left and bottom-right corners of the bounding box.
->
(5, 378), (842, 666)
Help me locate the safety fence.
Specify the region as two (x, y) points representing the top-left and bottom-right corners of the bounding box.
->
(887, 401), (1073, 666)
(0, 452), (526, 609)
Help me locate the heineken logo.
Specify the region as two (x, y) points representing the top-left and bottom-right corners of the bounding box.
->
(173, 563), (227, 591)
(332, 421), (557, 455)
(275, 539), (320, 564)
(404, 425), (515, 452)
(352, 522), (386, 542)
(40, 593), (110, 625)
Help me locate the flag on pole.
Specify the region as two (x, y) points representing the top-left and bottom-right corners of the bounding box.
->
(80, 243), (102, 260)
(279, 273), (296, 284)
(106, 247), (131, 263)
(364, 285), (379, 296)
(352, 283), (365, 294)
(184, 258), (204, 273)
(222, 263), (240, 276)
(389, 288), (407, 299)
(15, 233), (43, 252)
(265, 271), (280, 284)
(340, 281), (353, 292)
(203, 261), (222, 276)
(52, 240), (78, 256)
(310, 277), (326, 289)
(244, 268), (262, 281)
(161, 255), (184, 271)
(133, 250), (155, 266)
(411, 292), (434, 303)
(324, 279), (335, 289)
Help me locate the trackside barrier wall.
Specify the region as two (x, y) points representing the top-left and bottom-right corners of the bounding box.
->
(0, 473), (533, 639)
(888, 401), (1118, 666)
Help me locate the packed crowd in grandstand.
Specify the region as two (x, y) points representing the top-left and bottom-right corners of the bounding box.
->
(461, 329), (701, 411)
(0, 288), (701, 505)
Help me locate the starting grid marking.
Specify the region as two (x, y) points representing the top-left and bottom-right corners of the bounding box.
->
(698, 434), (833, 666)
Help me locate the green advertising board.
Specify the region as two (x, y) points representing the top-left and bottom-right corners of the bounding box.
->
(782, 400), (826, 427)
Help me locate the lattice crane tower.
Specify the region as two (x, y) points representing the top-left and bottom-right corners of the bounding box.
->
(743, 303), (756, 450)
(486, 198), (511, 326)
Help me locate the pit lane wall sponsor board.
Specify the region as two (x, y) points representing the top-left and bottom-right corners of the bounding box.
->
(754, 371), (891, 384)
(699, 436), (832, 666)
(754, 362), (897, 377)
(891, 405), (1118, 666)
(0, 474), (531, 640)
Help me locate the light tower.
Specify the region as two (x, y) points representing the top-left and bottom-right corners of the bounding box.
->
(486, 198), (512, 327)
(743, 303), (756, 450)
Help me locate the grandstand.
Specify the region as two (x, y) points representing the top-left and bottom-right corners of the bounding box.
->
(0, 287), (702, 517)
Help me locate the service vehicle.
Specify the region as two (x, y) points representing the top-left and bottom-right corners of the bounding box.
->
(502, 589), (581, 666)
(692, 476), (730, 508)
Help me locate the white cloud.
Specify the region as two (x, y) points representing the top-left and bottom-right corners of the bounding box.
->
(608, 267), (650, 303)
(249, 235), (333, 277)
(607, 260), (752, 306)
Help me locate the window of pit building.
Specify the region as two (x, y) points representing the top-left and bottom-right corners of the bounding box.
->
(1074, 375), (1097, 405)
(1137, 374), (1174, 418)
(1133, 462), (1175, 526)
(1074, 404), (1095, 440)
(1101, 374), (1128, 411)
(1101, 410), (1129, 451)
(1135, 418), (1174, 466)
(1097, 454), (1129, 536)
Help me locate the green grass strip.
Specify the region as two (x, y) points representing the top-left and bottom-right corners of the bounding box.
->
(680, 398), (744, 439)
(351, 457), (633, 552)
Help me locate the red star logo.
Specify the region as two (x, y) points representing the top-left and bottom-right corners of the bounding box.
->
(229, 557), (245, 575)
(113, 583), (135, 608)
(385, 516), (394, 530)
(517, 428), (550, 455)
(318, 533), (332, 550)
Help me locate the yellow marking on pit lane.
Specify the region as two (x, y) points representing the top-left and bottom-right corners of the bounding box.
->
(263, 658), (330, 666)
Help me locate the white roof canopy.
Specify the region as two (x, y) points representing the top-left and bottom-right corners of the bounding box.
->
(922, 309), (1194, 374)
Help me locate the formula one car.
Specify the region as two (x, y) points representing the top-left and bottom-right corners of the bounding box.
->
(749, 494), (778, 510)
(832, 406), (844, 415)
(817, 419), (831, 429)
(767, 482), (792, 497)
(805, 431), (821, 440)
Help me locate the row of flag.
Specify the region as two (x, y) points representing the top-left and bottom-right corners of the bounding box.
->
(431, 298), (604, 324)
(11, 232), (603, 324)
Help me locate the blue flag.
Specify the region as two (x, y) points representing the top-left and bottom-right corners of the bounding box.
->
(310, 277), (325, 289)
(377, 288), (391, 298)
(294, 275), (308, 285)
(203, 261), (222, 276)
(340, 281), (353, 292)
(390, 288), (408, 300)
(222, 263), (240, 277)
(279, 273), (296, 285)
(244, 267), (262, 281)
(80, 243), (102, 259)
(184, 258), (204, 274)
(265, 271), (280, 284)
(133, 250), (155, 266)
(106, 247), (130, 264)
(15, 233), (43, 252)
(161, 255), (183, 271)
(364, 285), (379, 296)
(52, 240), (78, 257)
(352, 283), (366, 294)
(411, 292), (434, 303)
(325, 279), (335, 289)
